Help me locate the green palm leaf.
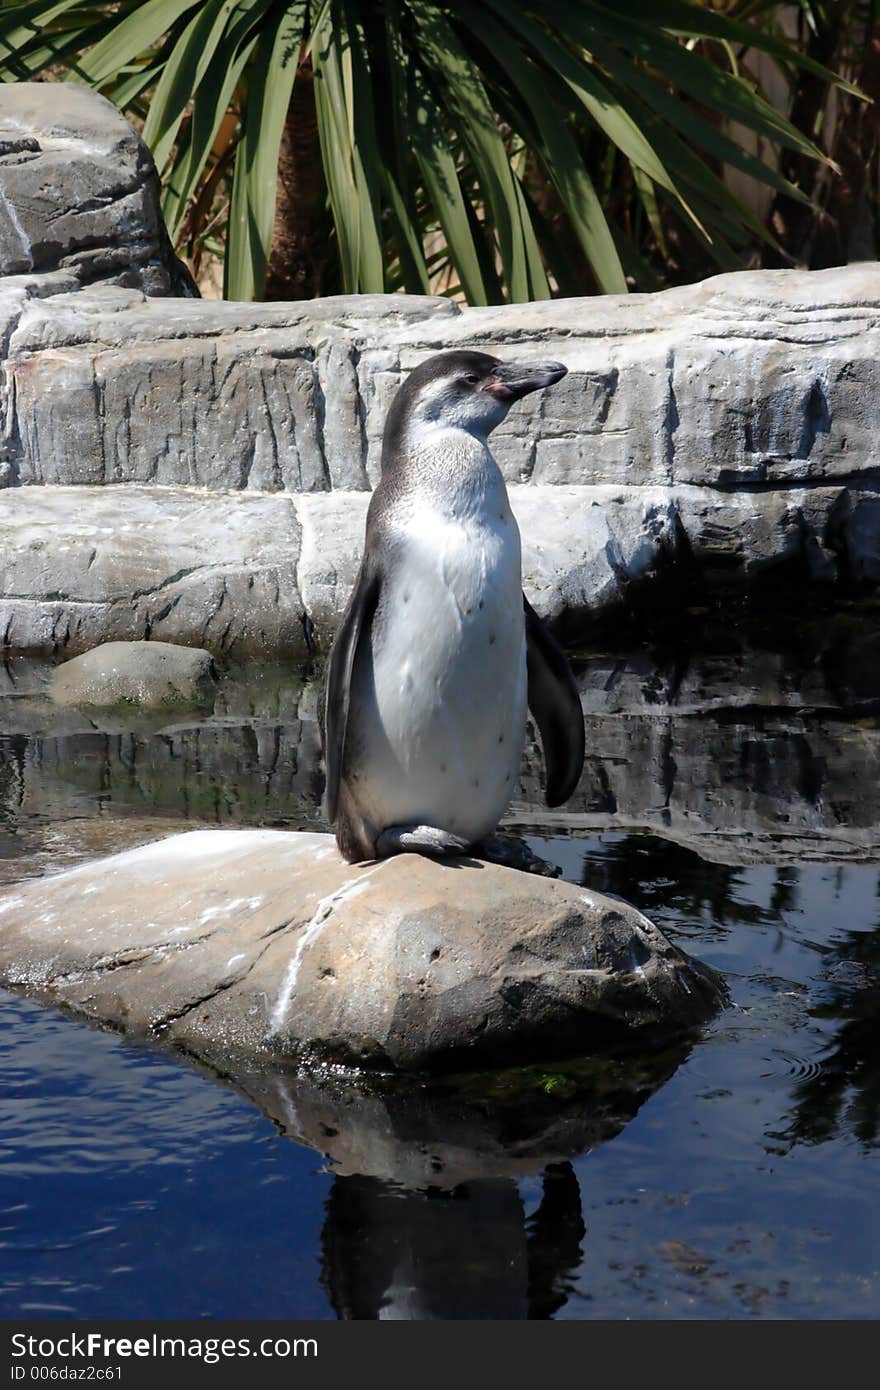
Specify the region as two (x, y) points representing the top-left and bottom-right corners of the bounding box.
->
(381, 0), (431, 295)
(584, 7), (831, 163)
(408, 65), (493, 305)
(0, 0), (859, 302)
(225, 1), (306, 301)
(142, 0), (243, 171)
(161, 0), (275, 235)
(77, 0), (200, 85)
(0, 1), (99, 58)
(586, 30), (811, 206)
(465, 7), (626, 292)
(603, 0), (864, 96)
(408, 0), (546, 302)
(311, 0), (365, 294)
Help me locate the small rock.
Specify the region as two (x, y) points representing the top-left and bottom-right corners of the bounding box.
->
(0, 829), (726, 1072)
(50, 640), (216, 709)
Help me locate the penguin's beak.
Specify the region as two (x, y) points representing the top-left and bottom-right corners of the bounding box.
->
(482, 360), (568, 401)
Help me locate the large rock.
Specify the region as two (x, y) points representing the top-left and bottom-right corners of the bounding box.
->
(0, 84), (189, 295)
(1, 265), (880, 651)
(1, 285), (455, 491)
(0, 829), (725, 1072)
(50, 640), (215, 708)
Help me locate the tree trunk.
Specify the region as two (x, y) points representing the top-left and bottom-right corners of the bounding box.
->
(264, 63), (329, 301)
(813, 34), (880, 267)
(763, 12), (880, 269)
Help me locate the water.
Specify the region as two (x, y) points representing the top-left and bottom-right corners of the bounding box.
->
(1, 628), (879, 1319)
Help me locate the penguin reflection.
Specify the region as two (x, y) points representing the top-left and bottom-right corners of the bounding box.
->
(321, 1163), (585, 1321)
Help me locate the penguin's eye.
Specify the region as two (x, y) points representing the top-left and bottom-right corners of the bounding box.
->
(460, 373), (480, 386)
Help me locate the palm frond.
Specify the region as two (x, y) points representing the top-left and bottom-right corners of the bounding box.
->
(0, 0), (861, 301)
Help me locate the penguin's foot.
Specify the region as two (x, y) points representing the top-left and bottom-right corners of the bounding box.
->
(473, 832), (560, 878)
(376, 824), (472, 859)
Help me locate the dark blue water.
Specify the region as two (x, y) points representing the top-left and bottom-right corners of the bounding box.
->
(1, 643), (879, 1319)
(0, 991), (333, 1318)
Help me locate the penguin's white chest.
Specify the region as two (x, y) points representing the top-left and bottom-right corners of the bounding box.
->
(350, 497), (527, 843)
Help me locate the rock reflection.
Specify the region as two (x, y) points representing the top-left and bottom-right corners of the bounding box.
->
(0, 734), (27, 872)
(577, 834), (776, 929)
(5, 628), (880, 864)
(227, 1049), (686, 1320)
(509, 632), (880, 865)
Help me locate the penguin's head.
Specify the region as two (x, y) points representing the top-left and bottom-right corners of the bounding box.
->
(385, 350), (568, 446)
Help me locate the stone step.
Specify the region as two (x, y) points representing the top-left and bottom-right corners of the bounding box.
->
(2, 477), (879, 657)
(2, 263), (879, 493)
(0, 482), (304, 656)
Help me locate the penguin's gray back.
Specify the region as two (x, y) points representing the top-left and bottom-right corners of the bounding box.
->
(343, 428), (526, 845)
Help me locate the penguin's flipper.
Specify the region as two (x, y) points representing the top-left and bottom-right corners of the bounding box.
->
(523, 594), (585, 807)
(323, 560), (381, 824)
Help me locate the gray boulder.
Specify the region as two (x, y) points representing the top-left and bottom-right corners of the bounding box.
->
(0, 84), (189, 295)
(0, 829), (725, 1072)
(50, 640), (215, 708)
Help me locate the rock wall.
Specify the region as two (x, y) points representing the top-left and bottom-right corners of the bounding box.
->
(1, 85), (879, 655)
(5, 267), (878, 496)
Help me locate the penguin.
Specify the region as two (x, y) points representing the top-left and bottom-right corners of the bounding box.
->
(320, 350), (584, 865)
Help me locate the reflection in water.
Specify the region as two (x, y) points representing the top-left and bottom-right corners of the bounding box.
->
(0, 733), (25, 830)
(572, 835), (880, 1157)
(784, 922), (880, 1150)
(579, 834), (774, 931)
(321, 1165), (585, 1320)
(4, 630), (880, 866)
(230, 1051), (683, 1319)
(525, 1163), (586, 1320)
(323, 1177), (533, 1320)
